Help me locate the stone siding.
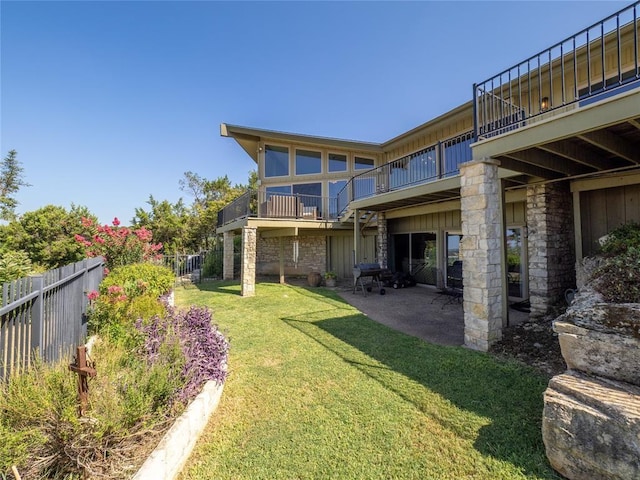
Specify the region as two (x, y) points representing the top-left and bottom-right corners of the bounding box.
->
(526, 182), (575, 317)
(223, 232), (234, 280)
(256, 235), (327, 276)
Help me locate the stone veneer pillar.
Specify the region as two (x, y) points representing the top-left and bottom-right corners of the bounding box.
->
(460, 158), (504, 351)
(526, 182), (575, 318)
(240, 227), (257, 297)
(377, 212), (388, 268)
(223, 232), (234, 280)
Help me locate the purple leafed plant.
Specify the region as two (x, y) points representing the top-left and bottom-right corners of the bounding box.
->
(174, 306), (230, 402)
(136, 305), (229, 405)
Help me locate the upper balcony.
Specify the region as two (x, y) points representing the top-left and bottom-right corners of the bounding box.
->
(474, 2), (640, 140)
(336, 130), (474, 215)
(217, 189), (339, 229)
(472, 2), (640, 185)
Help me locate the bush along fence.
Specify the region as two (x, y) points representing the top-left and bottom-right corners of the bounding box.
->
(0, 257), (104, 380)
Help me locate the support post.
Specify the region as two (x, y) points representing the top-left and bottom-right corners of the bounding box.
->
(279, 236), (285, 284)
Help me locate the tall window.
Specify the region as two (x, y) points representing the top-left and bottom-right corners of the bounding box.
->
(265, 145), (289, 177)
(328, 180), (347, 217)
(354, 156), (374, 170)
(295, 149), (322, 175)
(328, 153), (347, 172)
(265, 185), (292, 196)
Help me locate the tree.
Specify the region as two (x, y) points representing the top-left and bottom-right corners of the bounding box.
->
(1, 204), (98, 269)
(178, 171), (256, 250)
(131, 195), (192, 255)
(0, 150), (30, 221)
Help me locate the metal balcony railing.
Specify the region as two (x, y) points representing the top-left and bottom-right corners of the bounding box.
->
(217, 190), (339, 227)
(474, 1), (640, 139)
(336, 130), (474, 216)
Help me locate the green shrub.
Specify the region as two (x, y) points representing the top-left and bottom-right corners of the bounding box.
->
(100, 262), (175, 299)
(592, 223), (640, 303)
(0, 335), (187, 479)
(599, 222), (640, 256)
(202, 251), (222, 278)
(88, 263), (174, 341)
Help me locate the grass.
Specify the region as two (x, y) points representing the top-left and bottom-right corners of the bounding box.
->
(175, 281), (560, 480)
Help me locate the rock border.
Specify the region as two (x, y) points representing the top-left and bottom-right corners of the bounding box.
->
(132, 381), (224, 480)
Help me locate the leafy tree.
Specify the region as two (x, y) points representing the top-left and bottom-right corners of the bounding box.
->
(0, 150), (30, 221)
(1, 204), (98, 269)
(179, 171), (256, 250)
(0, 250), (35, 284)
(131, 195), (192, 255)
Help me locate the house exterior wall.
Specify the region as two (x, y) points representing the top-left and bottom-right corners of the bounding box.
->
(257, 141), (382, 199)
(327, 235), (377, 278)
(388, 210), (462, 233)
(382, 107), (474, 162)
(256, 235), (327, 277)
(579, 183), (640, 257)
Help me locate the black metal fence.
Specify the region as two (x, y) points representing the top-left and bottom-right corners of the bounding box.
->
(160, 248), (231, 283)
(217, 190), (340, 227)
(0, 257), (104, 380)
(336, 130), (474, 215)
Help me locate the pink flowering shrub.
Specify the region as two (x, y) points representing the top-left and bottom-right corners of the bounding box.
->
(87, 263), (175, 343)
(75, 217), (163, 271)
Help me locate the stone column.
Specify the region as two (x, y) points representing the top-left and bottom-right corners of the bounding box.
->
(460, 158), (504, 351)
(377, 212), (388, 268)
(526, 182), (575, 317)
(223, 232), (234, 280)
(240, 226), (257, 297)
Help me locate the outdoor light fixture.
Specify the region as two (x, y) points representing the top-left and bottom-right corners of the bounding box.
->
(540, 96), (550, 111)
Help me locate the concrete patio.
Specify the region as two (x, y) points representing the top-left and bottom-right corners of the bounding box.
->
(333, 283), (529, 347)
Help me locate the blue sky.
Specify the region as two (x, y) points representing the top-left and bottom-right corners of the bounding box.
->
(1, 0), (629, 225)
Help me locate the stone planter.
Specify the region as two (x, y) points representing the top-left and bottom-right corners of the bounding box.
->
(325, 277), (336, 288)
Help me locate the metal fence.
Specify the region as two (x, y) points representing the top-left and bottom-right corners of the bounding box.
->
(336, 130), (474, 215)
(0, 257), (104, 380)
(161, 249), (230, 283)
(217, 189), (340, 227)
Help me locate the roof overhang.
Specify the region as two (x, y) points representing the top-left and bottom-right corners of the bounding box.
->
(220, 123), (383, 163)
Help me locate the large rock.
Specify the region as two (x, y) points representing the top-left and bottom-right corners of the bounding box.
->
(555, 320), (640, 386)
(559, 287), (640, 338)
(542, 371), (640, 480)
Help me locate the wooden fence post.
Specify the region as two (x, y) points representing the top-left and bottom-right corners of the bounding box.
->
(69, 345), (96, 416)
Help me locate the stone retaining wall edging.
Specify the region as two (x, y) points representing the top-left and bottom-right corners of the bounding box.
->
(132, 381), (224, 480)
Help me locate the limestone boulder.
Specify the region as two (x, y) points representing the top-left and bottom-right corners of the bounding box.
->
(542, 371), (640, 480)
(555, 320), (640, 386)
(560, 286), (640, 337)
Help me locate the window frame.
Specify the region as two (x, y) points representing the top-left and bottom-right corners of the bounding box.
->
(264, 144), (290, 178)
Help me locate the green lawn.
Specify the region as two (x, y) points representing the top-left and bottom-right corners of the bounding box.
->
(175, 281), (559, 480)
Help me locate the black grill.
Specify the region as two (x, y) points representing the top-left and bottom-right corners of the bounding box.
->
(353, 263), (392, 296)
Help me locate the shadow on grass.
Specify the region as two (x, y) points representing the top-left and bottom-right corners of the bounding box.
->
(282, 313), (559, 479)
(184, 280), (242, 296)
(190, 279), (356, 305)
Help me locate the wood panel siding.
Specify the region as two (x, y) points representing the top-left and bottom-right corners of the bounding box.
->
(328, 235), (376, 279)
(580, 183), (640, 256)
(389, 201), (526, 234)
